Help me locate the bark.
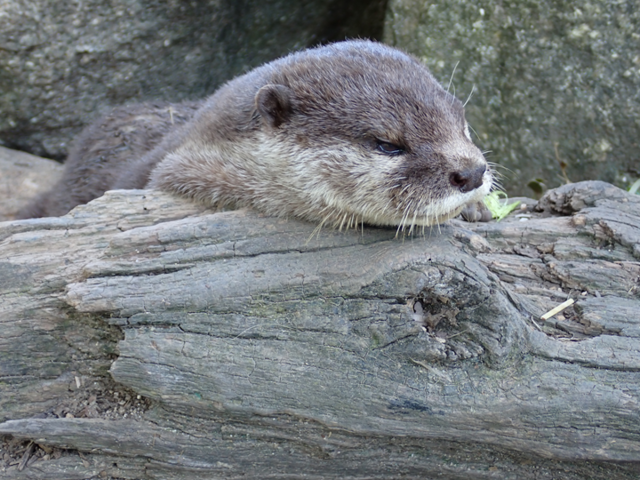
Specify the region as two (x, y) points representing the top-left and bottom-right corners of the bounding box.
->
(1, 181), (639, 479)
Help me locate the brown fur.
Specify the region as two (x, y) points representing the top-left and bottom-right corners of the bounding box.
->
(16, 102), (200, 219)
(17, 41), (492, 229)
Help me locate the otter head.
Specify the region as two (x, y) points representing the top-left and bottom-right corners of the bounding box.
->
(254, 41), (492, 230)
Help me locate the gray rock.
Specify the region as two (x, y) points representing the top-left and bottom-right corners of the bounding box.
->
(0, 0), (387, 159)
(0, 147), (63, 221)
(385, 0), (640, 195)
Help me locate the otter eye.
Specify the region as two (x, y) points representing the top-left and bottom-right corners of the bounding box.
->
(376, 140), (405, 155)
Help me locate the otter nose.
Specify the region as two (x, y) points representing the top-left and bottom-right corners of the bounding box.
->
(449, 165), (486, 193)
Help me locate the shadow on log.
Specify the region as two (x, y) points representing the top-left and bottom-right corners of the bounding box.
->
(1, 181), (639, 479)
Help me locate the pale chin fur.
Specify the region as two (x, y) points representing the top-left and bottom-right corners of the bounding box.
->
(401, 172), (492, 228)
(151, 132), (492, 232)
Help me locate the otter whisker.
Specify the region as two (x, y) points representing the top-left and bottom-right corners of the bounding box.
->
(338, 212), (348, 231)
(463, 84), (476, 108)
(409, 211), (418, 235)
(446, 61), (460, 94)
(468, 124), (481, 140)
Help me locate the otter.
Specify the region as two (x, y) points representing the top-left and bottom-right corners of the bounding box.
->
(16, 40), (493, 230)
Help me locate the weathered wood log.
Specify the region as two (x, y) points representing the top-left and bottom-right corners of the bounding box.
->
(1, 181), (639, 479)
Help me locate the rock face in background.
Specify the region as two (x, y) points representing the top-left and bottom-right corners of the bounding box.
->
(385, 0), (640, 196)
(0, 0), (387, 160)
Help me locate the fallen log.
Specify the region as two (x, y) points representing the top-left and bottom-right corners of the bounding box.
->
(1, 181), (639, 479)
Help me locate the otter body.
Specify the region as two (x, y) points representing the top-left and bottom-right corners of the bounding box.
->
(16, 101), (201, 219)
(18, 41), (492, 229)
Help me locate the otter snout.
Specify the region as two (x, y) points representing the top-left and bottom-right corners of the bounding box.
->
(449, 165), (487, 193)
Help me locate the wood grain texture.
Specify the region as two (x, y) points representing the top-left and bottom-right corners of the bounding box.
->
(1, 181), (639, 479)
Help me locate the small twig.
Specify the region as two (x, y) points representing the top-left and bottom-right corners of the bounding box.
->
(554, 142), (571, 184)
(18, 441), (35, 471)
(409, 359), (449, 379)
(540, 298), (575, 321)
(529, 316), (543, 331)
(446, 329), (469, 340)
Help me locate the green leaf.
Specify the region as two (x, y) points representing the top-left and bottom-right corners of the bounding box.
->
(483, 191), (521, 221)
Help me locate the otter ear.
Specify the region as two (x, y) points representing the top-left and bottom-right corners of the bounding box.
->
(255, 84), (293, 128)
